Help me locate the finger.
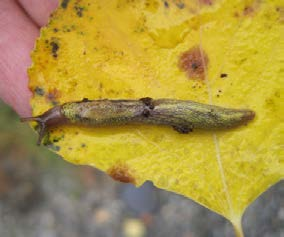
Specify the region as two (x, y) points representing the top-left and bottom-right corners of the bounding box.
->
(0, 0), (38, 116)
(17, 0), (59, 27)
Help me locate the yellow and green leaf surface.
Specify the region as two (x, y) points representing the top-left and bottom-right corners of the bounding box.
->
(28, 0), (283, 235)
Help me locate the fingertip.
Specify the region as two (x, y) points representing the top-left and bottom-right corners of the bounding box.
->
(17, 0), (59, 27)
(0, 0), (36, 117)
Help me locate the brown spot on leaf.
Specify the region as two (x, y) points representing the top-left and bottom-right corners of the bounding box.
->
(234, 12), (240, 18)
(199, 0), (214, 5)
(34, 86), (45, 96)
(164, 1), (169, 8)
(243, 6), (254, 16)
(243, 1), (261, 17)
(61, 0), (70, 9)
(175, 1), (185, 9)
(220, 73), (228, 78)
(178, 46), (208, 80)
(50, 41), (59, 58)
(74, 5), (84, 17)
(276, 6), (284, 22)
(108, 164), (136, 184)
(46, 88), (61, 105)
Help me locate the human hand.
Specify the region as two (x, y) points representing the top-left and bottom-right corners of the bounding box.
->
(0, 0), (58, 117)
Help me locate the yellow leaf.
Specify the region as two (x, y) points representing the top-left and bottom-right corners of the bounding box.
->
(28, 0), (283, 235)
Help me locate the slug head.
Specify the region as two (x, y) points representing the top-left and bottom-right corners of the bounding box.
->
(20, 106), (68, 145)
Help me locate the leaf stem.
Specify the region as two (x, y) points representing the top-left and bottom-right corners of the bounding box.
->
(232, 217), (244, 237)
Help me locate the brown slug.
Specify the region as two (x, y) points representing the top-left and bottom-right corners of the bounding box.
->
(21, 97), (255, 145)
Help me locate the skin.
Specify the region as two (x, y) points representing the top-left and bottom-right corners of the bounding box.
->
(0, 0), (58, 117)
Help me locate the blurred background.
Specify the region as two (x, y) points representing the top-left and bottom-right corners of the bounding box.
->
(0, 100), (283, 237)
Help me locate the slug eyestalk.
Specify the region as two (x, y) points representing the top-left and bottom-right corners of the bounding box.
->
(21, 97), (255, 145)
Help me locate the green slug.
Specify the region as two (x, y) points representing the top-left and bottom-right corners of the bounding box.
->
(21, 97), (255, 145)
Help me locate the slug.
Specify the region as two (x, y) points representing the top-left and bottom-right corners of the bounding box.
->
(21, 97), (255, 145)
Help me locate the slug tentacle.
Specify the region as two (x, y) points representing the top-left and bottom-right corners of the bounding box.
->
(21, 106), (69, 145)
(21, 98), (255, 145)
(20, 117), (47, 145)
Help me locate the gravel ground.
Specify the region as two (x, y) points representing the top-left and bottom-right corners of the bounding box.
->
(0, 101), (283, 237)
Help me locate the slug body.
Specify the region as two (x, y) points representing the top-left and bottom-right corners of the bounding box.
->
(21, 97), (255, 145)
